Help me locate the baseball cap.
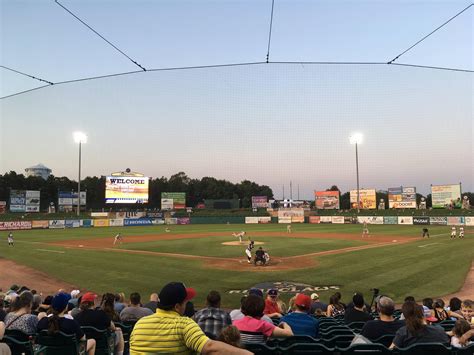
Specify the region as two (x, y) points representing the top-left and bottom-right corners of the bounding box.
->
(248, 288), (264, 298)
(81, 292), (97, 304)
(422, 306), (437, 322)
(295, 294), (312, 310)
(158, 282), (196, 307)
(52, 293), (71, 312)
(70, 290), (81, 298)
(268, 289), (278, 297)
(311, 293), (320, 300)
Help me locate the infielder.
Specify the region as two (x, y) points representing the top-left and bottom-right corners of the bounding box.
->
(232, 231), (246, 243)
(165, 227), (171, 233)
(451, 226), (457, 239)
(459, 226), (464, 239)
(362, 222), (369, 237)
(245, 241), (255, 263)
(113, 233), (123, 246)
(7, 232), (14, 246)
(287, 224), (292, 234)
(422, 228), (430, 238)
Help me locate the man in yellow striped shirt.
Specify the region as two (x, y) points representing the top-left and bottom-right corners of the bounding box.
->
(130, 282), (251, 354)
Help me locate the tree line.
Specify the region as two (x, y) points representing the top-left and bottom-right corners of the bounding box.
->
(0, 171), (274, 210)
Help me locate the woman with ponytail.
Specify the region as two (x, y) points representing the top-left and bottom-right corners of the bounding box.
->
(37, 293), (96, 355)
(390, 301), (449, 349)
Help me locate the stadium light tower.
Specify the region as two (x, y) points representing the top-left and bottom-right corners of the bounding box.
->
(349, 133), (363, 213)
(73, 132), (87, 216)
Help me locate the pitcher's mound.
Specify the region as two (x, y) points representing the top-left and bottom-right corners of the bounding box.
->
(222, 241), (265, 246)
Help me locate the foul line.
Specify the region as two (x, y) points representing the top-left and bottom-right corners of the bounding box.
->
(36, 249), (66, 254)
(418, 243), (440, 248)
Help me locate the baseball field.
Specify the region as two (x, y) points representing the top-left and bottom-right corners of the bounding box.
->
(1, 223), (473, 307)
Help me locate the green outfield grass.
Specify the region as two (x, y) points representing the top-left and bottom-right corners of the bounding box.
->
(1, 224), (473, 307)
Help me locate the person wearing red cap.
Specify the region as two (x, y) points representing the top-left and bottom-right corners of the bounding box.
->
(280, 294), (319, 338)
(130, 282), (251, 354)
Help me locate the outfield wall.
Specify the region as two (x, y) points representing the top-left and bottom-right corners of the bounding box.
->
(0, 215), (471, 230)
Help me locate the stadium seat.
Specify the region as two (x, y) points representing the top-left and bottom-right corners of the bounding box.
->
(347, 322), (366, 333)
(269, 335), (318, 347)
(243, 343), (277, 354)
(455, 343), (474, 355)
(35, 330), (86, 355)
(280, 342), (334, 354)
(438, 320), (456, 331)
(81, 326), (114, 355)
(1, 329), (35, 355)
(372, 334), (395, 347)
(395, 342), (452, 355)
(320, 328), (354, 338)
(339, 343), (392, 354)
(321, 334), (354, 348)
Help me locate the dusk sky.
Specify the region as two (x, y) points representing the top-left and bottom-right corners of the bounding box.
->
(1, 0), (472, 198)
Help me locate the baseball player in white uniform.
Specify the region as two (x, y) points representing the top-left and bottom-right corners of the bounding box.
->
(113, 233), (123, 246)
(459, 226), (464, 239)
(287, 224), (292, 234)
(245, 241), (255, 263)
(7, 232), (14, 246)
(232, 231), (246, 243)
(450, 226), (457, 239)
(362, 222), (369, 237)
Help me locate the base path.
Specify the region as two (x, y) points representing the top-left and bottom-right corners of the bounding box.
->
(0, 258), (78, 295)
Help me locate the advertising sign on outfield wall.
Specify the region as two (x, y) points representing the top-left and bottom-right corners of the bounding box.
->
(431, 184), (462, 209)
(0, 221), (32, 230)
(357, 216), (384, 224)
(309, 216), (320, 224)
(413, 217), (430, 225)
(291, 216), (305, 223)
(320, 216), (332, 224)
(49, 220), (65, 229)
(165, 218), (178, 225)
(177, 217), (191, 225)
(429, 217), (447, 225)
(331, 216), (345, 224)
(58, 191), (86, 212)
(0, 201), (6, 214)
(384, 216), (398, 225)
(465, 217), (474, 226)
(344, 216), (356, 224)
(10, 190), (40, 212)
(94, 219), (110, 227)
(398, 216), (413, 225)
(388, 187), (417, 209)
(124, 218), (153, 226)
(81, 219), (93, 227)
(152, 219), (165, 225)
(278, 209), (304, 217)
(109, 219), (124, 227)
(91, 212), (109, 217)
(32, 220), (49, 229)
(278, 216), (292, 224)
(251, 196), (268, 208)
(447, 216), (465, 226)
(113, 212), (146, 219)
(314, 191), (340, 209)
(246, 217), (272, 224)
(65, 220), (81, 228)
(350, 189), (376, 209)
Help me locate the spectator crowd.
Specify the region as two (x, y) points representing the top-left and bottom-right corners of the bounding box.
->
(0, 282), (473, 354)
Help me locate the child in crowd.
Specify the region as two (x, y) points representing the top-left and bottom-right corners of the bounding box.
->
(451, 319), (473, 348)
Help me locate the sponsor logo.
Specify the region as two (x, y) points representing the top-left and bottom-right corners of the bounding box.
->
(413, 217), (430, 225)
(108, 178), (145, 184)
(227, 281), (340, 294)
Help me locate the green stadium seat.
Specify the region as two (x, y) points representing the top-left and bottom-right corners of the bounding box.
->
(455, 343), (474, 355)
(395, 342), (452, 355)
(347, 322), (366, 333)
(339, 343), (392, 354)
(280, 342), (334, 354)
(269, 335), (318, 347)
(80, 326), (114, 355)
(322, 334), (354, 348)
(243, 343), (277, 354)
(320, 328), (354, 338)
(35, 330), (86, 355)
(372, 334), (395, 347)
(1, 329), (35, 355)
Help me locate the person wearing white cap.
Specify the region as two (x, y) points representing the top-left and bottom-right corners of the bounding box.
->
(69, 290), (81, 308)
(310, 293), (328, 315)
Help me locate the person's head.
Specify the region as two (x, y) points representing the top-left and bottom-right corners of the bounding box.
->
(453, 319), (471, 338)
(242, 294), (265, 318)
(32, 294), (42, 311)
(461, 299), (473, 321)
(433, 299), (445, 309)
(404, 296), (415, 303)
(11, 291), (34, 312)
(329, 294), (340, 306)
(115, 292), (125, 303)
(206, 291), (221, 308)
(157, 282), (196, 315)
(334, 292), (342, 301)
(352, 293), (365, 309)
(248, 289), (263, 298)
(267, 289), (278, 301)
(51, 293), (71, 314)
(80, 292), (97, 310)
(311, 293), (320, 302)
(377, 296), (395, 317)
(402, 301), (426, 335)
(101, 293), (116, 312)
(218, 325), (241, 348)
(130, 292), (141, 306)
(70, 290), (81, 299)
(422, 298), (433, 309)
(149, 293), (159, 302)
(294, 294), (311, 313)
(449, 297), (462, 312)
